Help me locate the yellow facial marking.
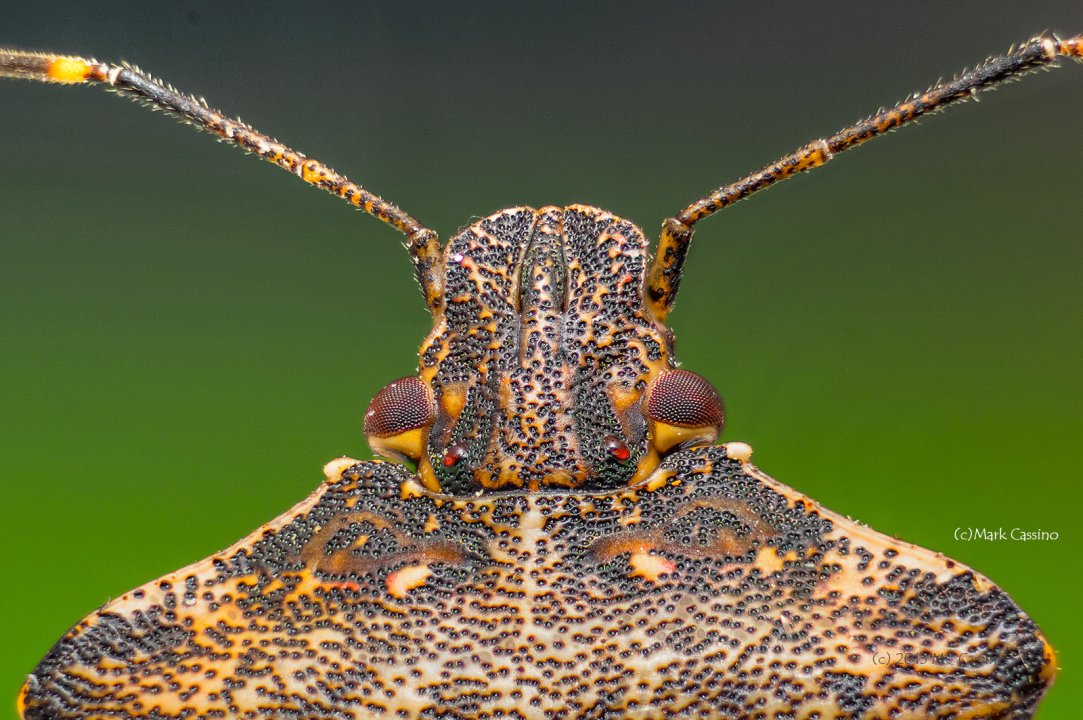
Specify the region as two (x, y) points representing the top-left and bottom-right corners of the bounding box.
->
(440, 384), (467, 421)
(368, 427), (425, 463)
(628, 447), (661, 487)
(608, 384), (640, 417)
(651, 421), (715, 454)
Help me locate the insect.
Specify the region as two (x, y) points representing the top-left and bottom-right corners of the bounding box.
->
(2, 33), (1077, 719)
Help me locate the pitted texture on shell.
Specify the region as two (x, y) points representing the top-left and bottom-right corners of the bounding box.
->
(419, 205), (668, 492)
(23, 449), (1052, 719)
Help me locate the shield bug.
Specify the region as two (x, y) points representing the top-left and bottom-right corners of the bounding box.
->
(2, 33), (1078, 719)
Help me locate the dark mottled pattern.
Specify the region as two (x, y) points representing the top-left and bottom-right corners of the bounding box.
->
(18, 204), (1057, 720)
(420, 206), (668, 492)
(23, 448), (1051, 719)
(5, 36), (1075, 719)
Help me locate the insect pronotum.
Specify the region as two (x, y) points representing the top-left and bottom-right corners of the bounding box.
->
(3, 33), (1079, 720)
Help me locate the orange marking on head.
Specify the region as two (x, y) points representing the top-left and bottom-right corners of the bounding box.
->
(629, 552), (676, 582)
(48, 57), (91, 83)
(387, 564), (432, 598)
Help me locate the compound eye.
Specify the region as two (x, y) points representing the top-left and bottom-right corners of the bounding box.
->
(364, 377), (435, 463)
(645, 369), (725, 454)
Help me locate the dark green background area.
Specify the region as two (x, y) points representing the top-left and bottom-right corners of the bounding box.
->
(1, 2), (1080, 717)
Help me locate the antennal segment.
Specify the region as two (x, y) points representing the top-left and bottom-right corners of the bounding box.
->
(646, 33), (1083, 322)
(0, 50), (445, 314)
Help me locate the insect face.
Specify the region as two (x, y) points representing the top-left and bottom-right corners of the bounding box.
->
(365, 205), (725, 495)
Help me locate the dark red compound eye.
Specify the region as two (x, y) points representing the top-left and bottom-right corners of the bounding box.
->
(442, 442), (468, 467)
(646, 369), (725, 430)
(603, 435), (631, 462)
(363, 377), (434, 439)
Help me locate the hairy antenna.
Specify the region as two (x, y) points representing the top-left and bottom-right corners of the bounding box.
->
(647, 33), (1083, 322)
(0, 49), (445, 313)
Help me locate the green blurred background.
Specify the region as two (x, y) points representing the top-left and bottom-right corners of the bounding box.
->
(2, 2), (1080, 716)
